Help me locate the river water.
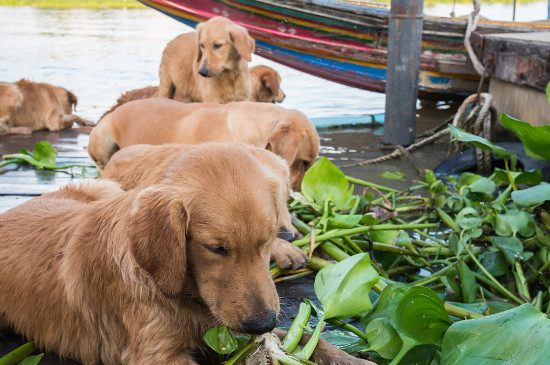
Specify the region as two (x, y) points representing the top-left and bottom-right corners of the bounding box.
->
(0, 2), (547, 124)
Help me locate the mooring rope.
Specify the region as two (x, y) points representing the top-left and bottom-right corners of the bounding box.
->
(341, 92), (496, 175)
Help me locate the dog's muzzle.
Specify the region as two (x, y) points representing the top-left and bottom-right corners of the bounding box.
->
(241, 310), (277, 335)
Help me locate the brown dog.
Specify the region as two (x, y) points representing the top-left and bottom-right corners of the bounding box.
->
(158, 17), (255, 103)
(0, 79), (93, 135)
(250, 65), (285, 103)
(88, 98), (319, 191)
(101, 143), (307, 270)
(100, 65), (285, 119)
(0, 144), (370, 365)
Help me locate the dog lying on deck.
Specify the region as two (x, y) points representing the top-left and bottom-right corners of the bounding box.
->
(158, 17), (255, 103)
(101, 143), (307, 270)
(99, 65), (285, 119)
(0, 143), (369, 365)
(88, 98), (319, 191)
(0, 79), (93, 135)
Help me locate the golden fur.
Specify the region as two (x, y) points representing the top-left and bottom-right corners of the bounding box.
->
(99, 65), (284, 119)
(88, 98), (319, 191)
(0, 79), (93, 135)
(101, 143), (307, 270)
(250, 65), (285, 103)
(0, 144), (280, 364)
(158, 17), (255, 103)
(0, 143), (371, 365)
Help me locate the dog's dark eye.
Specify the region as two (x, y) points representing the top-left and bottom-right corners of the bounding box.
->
(205, 244), (228, 256)
(213, 43), (223, 50)
(200, 43), (205, 49)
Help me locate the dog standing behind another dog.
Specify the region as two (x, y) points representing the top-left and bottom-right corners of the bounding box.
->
(158, 17), (255, 103)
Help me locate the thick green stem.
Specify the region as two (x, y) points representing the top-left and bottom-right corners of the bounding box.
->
(463, 243), (524, 305)
(504, 158), (518, 191)
(444, 302), (483, 319)
(0, 342), (37, 365)
(297, 315), (326, 360)
(283, 303), (312, 352)
(292, 223), (439, 247)
(514, 260), (531, 300)
(345, 176), (399, 193)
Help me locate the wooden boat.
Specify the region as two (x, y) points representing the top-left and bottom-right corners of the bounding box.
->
(138, 0), (550, 100)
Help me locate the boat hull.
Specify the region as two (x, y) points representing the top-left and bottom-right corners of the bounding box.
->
(139, 0), (550, 100)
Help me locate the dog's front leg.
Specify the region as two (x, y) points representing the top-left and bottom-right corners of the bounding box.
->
(272, 328), (376, 365)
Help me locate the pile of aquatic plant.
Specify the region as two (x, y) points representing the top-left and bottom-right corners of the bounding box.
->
(205, 86), (550, 364)
(0, 141), (97, 177)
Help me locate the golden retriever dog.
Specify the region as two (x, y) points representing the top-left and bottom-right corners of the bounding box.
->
(99, 65), (284, 119)
(0, 143), (369, 365)
(88, 98), (319, 191)
(158, 17), (255, 103)
(250, 65), (285, 103)
(0, 79), (93, 135)
(101, 143), (307, 270)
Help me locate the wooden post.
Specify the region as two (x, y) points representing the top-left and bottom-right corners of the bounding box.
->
(383, 0), (424, 146)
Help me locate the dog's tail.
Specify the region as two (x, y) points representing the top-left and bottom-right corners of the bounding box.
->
(67, 90), (78, 112)
(87, 115), (120, 171)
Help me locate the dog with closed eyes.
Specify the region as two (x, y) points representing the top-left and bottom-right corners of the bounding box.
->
(0, 143), (371, 365)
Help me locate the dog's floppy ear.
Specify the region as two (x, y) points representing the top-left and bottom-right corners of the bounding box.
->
(266, 121), (305, 166)
(229, 25), (255, 62)
(262, 73), (279, 97)
(128, 187), (188, 298)
(196, 23), (204, 62)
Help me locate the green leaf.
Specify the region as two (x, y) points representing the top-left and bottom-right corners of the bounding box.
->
(362, 284), (451, 363)
(469, 177), (496, 195)
(203, 326), (238, 355)
(494, 168), (542, 186)
(478, 250), (509, 277)
(457, 172), (481, 190)
(425, 169), (437, 185)
(365, 318), (403, 359)
(380, 171), (405, 181)
(320, 330), (369, 354)
(314, 253), (379, 320)
(500, 114), (550, 161)
(512, 184), (550, 207)
(441, 304), (550, 364)
(450, 125), (513, 159)
(495, 209), (535, 237)
(448, 233), (462, 256)
(458, 261), (478, 303)
(16, 354), (44, 365)
(301, 157), (354, 210)
(492, 236), (524, 263)
(32, 141), (57, 164)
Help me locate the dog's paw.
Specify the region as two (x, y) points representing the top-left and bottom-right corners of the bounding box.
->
(271, 238), (308, 270)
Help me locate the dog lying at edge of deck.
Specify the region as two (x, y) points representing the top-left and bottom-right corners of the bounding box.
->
(0, 79), (93, 135)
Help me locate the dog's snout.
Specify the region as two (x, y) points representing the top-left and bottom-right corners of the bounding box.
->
(277, 226), (296, 242)
(241, 310), (277, 335)
(198, 66), (209, 77)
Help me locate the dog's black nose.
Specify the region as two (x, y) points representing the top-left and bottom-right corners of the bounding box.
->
(198, 67), (209, 77)
(241, 310), (277, 335)
(277, 226), (296, 242)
